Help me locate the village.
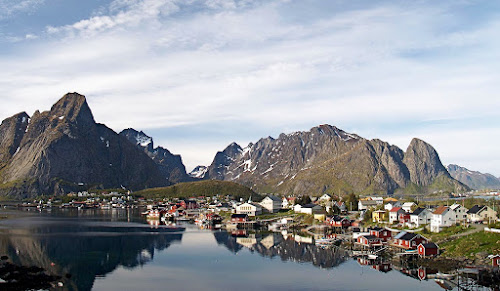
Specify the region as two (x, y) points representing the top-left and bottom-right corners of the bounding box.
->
(11, 189), (500, 270)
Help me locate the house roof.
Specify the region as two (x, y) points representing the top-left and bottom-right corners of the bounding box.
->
(263, 195), (282, 202)
(384, 197), (399, 202)
(449, 203), (464, 211)
(302, 203), (321, 208)
(390, 207), (403, 213)
(360, 200), (377, 205)
(369, 227), (385, 232)
(397, 232), (418, 241)
(231, 214), (248, 218)
(402, 202), (416, 207)
(419, 242), (439, 249)
(411, 207), (426, 216)
(360, 235), (378, 240)
(433, 206), (448, 215)
(467, 205), (485, 214)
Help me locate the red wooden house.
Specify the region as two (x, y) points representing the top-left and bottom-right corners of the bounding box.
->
(369, 227), (392, 242)
(490, 255), (500, 267)
(357, 235), (383, 247)
(231, 214), (248, 223)
(418, 242), (439, 257)
(399, 213), (410, 225)
(393, 231), (428, 249)
(326, 215), (351, 228)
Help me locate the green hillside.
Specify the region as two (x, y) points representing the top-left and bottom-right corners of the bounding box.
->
(135, 180), (260, 200)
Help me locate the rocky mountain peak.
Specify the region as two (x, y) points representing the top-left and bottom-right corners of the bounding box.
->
(403, 138), (449, 186)
(119, 128), (191, 183)
(49, 92), (95, 125)
(189, 166), (208, 179)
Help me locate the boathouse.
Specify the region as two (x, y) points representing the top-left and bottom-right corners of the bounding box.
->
(369, 227), (392, 242)
(357, 235), (383, 247)
(231, 214), (249, 223)
(392, 231), (428, 249)
(417, 242), (439, 257)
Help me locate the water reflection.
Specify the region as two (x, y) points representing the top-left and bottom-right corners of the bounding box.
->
(0, 212), (184, 290)
(0, 210), (498, 291)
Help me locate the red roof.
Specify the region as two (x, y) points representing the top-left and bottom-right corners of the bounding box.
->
(433, 206), (448, 215)
(390, 207), (402, 212)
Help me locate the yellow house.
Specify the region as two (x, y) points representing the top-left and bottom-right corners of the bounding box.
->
(372, 210), (387, 223)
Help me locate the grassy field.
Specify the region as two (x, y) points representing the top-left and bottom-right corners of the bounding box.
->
(440, 231), (500, 258)
(135, 180), (260, 201)
(420, 225), (471, 242)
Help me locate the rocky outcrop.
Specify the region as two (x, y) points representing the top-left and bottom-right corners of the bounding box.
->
(189, 166), (208, 179)
(206, 124), (467, 195)
(120, 128), (191, 183)
(0, 93), (168, 198)
(447, 164), (500, 190)
(403, 138), (449, 186)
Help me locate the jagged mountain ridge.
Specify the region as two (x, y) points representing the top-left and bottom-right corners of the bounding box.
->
(0, 93), (168, 198)
(447, 164), (500, 190)
(206, 124), (467, 195)
(119, 128), (192, 183)
(189, 165), (208, 179)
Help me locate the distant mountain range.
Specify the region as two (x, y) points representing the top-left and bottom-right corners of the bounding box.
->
(447, 164), (500, 190)
(0, 93), (474, 198)
(204, 124), (468, 195)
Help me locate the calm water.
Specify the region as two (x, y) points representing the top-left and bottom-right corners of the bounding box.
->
(0, 209), (493, 290)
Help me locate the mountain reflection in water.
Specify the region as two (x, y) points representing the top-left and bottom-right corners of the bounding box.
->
(0, 213), (184, 291)
(1, 210), (498, 291)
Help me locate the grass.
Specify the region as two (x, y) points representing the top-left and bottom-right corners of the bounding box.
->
(135, 180), (259, 201)
(440, 231), (500, 258)
(420, 224), (470, 242)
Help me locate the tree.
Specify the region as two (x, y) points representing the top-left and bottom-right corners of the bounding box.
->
(345, 193), (358, 211)
(296, 195), (312, 206)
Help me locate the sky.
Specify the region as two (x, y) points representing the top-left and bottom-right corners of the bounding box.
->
(1, 0), (499, 176)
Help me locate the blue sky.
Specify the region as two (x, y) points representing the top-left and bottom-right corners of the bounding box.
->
(1, 0), (500, 176)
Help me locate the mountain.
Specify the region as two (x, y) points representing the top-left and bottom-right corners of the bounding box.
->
(206, 124), (467, 195)
(0, 93), (168, 198)
(119, 128), (191, 183)
(447, 164), (500, 190)
(189, 165), (208, 179)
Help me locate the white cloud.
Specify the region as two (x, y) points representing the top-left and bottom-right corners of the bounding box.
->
(1, 0), (500, 174)
(0, 0), (45, 19)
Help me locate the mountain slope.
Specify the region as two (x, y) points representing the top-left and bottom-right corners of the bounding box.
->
(206, 124), (467, 195)
(120, 128), (191, 183)
(447, 164), (500, 190)
(0, 93), (168, 198)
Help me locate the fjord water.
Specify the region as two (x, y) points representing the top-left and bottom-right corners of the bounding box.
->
(0, 210), (463, 290)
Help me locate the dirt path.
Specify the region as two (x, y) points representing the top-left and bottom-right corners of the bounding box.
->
(448, 224), (485, 239)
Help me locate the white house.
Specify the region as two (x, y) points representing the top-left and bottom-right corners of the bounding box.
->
(389, 207), (405, 224)
(384, 201), (402, 211)
(409, 207), (432, 228)
(260, 195), (282, 213)
(402, 202), (417, 212)
(370, 197), (384, 205)
(282, 197), (290, 209)
(236, 202), (262, 216)
(358, 200), (377, 211)
(430, 204), (468, 232)
(318, 194), (332, 202)
(294, 203), (323, 215)
(467, 205), (498, 223)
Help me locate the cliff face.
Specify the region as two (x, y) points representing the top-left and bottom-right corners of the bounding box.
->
(0, 93), (168, 198)
(119, 128), (192, 183)
(206, 124), (468, 195)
